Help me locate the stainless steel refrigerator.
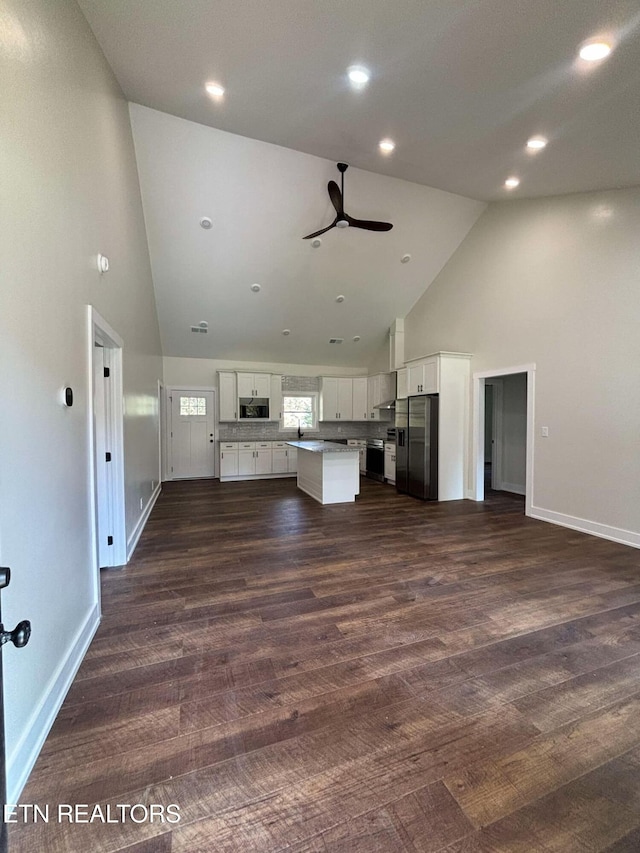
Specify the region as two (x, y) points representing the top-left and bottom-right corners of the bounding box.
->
(395, 395), (439, 500)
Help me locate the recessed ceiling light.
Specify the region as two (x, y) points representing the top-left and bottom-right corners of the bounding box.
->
(205, 81), (225, 98)
(379, 139), (395, 154)
(353, 336), (361, 342)
(401, 254), (411, 264)
(311, 238), (322, 248)
(282, 329), (290, 336)
(250, 283), (261, 292)
(579, 40), (612, 62)
(198, 321), (208, 328)
(336, 295), (345, 303)
(199, 216), (213, 229)
(504, 177), (520, 189)
(347, 66), (370, 87)
(526, 136), (548, 151)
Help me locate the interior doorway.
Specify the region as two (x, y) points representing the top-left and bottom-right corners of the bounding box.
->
(472, 364), (536, 515)
(167, 387), (216, 479)
(88, 307), (126, 571)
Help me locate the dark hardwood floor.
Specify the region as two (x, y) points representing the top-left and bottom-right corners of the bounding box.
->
(13, 477), (640, 852)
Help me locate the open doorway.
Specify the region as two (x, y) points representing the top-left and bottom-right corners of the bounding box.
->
(472, 364), (535, 515)
(88, 307), (126, 573)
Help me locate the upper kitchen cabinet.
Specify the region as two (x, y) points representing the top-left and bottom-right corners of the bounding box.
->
(237, 372), (271, 398)
(320, 377), (354, 421)
(408, 357), (438, 396)
(270, 375), (283, 422)
(352, 377), (368, 421)
(219, 371), (237, 421)
(396, 368), (408, 400)
(218, 370), (277, 422)
(367, 372), (393, 421)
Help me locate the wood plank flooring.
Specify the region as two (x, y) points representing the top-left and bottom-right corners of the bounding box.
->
(13, 477), (640, 852)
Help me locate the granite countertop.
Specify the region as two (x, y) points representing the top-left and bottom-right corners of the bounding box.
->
(286, 441), (360, 453)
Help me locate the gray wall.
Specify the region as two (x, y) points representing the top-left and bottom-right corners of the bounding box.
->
(0, 0), (162, 798)
(405, 188), (640, 542)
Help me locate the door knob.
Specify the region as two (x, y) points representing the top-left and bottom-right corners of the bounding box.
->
(0, 620), (31, 648)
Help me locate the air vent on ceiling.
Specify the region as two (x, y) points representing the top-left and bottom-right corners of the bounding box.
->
(329, 338), (344, 344)
(190, 326), (208, 334)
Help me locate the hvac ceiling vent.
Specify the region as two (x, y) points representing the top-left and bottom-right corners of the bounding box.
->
(329, 338), (344, 344)
(190, 326), (208, 334)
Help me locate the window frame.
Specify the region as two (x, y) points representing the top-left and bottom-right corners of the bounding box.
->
(280, 392), (320, 433)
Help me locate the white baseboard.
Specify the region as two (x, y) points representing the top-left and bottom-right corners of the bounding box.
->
(7, 602), (100, 803)
(127, 483), (161, 561)
(531, 505), (640, 550)
(501, 481), (526, 496)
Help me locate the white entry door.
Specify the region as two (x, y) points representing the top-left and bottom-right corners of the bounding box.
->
(170, 390), (215, 479)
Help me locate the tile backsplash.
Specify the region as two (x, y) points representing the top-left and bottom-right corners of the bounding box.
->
(218, 375), (391, 441)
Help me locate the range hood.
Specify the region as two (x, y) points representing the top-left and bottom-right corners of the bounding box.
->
(374, 399), (396, 410)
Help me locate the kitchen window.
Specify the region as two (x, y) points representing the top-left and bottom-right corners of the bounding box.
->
(281, 394), (318, 431)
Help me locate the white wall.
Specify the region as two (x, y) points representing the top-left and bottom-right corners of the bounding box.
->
(405, 188), (640, 545)
(0, 0), (162, 798)
(163, 356), (368, 386)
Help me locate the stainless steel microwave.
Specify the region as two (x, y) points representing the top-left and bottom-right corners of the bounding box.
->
(239, 399), (269, 419)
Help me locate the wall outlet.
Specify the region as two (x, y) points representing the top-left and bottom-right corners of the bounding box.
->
(139, 497), (144, 510)
(541, 426), (549, 437)
(337, 426), (342, 433)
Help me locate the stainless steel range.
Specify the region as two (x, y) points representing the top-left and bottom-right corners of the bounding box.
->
(366, 438), (385, 482)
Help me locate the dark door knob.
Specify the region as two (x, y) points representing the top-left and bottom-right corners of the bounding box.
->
(0, 620), (31, 648)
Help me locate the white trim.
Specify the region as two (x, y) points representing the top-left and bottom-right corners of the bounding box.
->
(531, 506), (640, 550)
(6, 603), (100, 802)
(88, 306), (127, 568)
(471, 363), (536, 516)
(127, 482), (162, 561)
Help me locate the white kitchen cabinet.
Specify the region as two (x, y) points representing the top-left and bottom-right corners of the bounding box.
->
(337, 379), (353, 421)
(348, 439), (367, 473)
(219, 440), (297, 480)
(367, 372), (393, 421)
(320, 377), (354, 421)
(408, 357), (437, 395)
(272, 444), (289, 473)
(352, 378), (368, 421)
(218, 372), (237, 421)
(270, 375), (283, 422)
(384, 442), (396, 484)
(237, 372), (271, 398)
(219, 442), (239, 477)
(396, 368), (408, 400)
(238, 443), (256, 476)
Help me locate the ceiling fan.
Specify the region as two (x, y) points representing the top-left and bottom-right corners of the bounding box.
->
(303, 163), (393, 240)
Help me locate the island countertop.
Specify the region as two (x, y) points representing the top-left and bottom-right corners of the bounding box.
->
(286, 441), (359, 453)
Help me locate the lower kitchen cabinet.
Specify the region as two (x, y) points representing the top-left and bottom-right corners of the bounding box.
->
(384, 441), (396, 484)
(219, 441), (298, 481)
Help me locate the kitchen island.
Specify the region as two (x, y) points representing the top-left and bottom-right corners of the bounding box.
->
(286, 441), (360, 505)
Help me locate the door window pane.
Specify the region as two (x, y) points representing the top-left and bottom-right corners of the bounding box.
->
(180, 396), (206, 416)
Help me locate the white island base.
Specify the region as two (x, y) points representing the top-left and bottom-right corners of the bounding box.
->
(287, 441), (360, 505)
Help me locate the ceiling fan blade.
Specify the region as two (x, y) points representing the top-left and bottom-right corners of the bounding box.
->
(346, 216), (393, 232)
(302, 219), (338, 240)
(327, 181), (343, 215)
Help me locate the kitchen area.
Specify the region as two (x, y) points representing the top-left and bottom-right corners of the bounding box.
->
(216, 347), (470, 504)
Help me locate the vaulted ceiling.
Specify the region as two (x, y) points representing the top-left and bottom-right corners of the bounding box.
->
(78, 0), (640, 366)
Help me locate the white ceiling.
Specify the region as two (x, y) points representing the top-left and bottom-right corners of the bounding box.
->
(77, 0), (640, 366)
(79, 0), (640, 201)
(130, 105), (484, 366)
